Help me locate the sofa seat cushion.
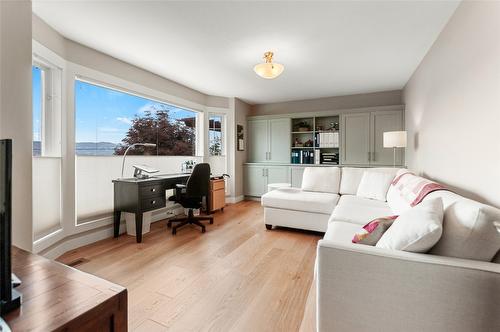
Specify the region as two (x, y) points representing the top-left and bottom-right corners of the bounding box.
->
(329, 195), (393, 225)
(324, 221), (362, 243)
(261, 188), (339, 215)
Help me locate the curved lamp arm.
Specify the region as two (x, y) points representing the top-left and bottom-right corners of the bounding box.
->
(120, 143), (156, 178)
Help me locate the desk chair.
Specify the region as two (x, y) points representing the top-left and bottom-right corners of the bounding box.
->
(167, 163), (214, 235)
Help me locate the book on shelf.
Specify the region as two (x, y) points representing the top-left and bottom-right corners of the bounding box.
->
(291, 149), (315, 164)
(315, 132), (339, 148)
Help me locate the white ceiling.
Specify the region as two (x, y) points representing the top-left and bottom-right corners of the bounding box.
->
(32, 1), (459, 104)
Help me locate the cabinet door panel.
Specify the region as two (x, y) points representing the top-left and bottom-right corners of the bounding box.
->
(244, 166), (267, 197)
(269, 118), (291, 163)
(248, 120), (269, 162)
(266, 166), (290, 185)
(371, 111), (404, 166)
(341, 113), (371, 165)
(290, 167), (305, 188)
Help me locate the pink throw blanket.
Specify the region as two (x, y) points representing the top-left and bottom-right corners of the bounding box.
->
(391, 171), (448, 206)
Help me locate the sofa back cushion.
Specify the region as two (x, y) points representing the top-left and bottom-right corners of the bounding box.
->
(340, 167), (399, 195)
(356, 171), (395, 201)
(301, 167), (341, 194)
(426, 191), (500, 262)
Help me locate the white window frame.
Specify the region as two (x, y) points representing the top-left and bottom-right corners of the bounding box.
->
(208, 113), (226, 157)
(32, 55), (63, 157)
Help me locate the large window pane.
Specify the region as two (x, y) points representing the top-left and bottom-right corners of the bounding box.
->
(75, 80), (197, 156)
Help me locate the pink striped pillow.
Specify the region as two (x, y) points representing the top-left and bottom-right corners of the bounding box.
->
(352, 216), (398, 246)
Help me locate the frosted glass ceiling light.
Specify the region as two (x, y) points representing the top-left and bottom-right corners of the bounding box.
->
(254, 51), (284, 79)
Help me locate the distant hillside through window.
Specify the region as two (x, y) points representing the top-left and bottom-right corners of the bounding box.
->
(74, 80), (197, 156)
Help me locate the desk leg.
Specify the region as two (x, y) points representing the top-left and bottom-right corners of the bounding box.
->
(113, 211), (121, 238)
(135, 213), (143, 243)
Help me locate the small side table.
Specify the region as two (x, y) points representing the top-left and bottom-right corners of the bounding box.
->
(267, 182), (291, 192)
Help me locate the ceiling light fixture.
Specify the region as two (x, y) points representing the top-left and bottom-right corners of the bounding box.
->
(253, 51), (284, 79)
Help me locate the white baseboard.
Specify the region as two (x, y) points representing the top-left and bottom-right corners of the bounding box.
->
(226, 195), (244, 204)
(39, 205), (184, 259)
(244, 196), (261, 202)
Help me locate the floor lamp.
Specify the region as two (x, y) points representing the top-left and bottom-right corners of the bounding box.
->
(383, 131), (407, 167)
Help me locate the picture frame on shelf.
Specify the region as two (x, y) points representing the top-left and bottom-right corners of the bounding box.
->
(237, 124), (245, 151)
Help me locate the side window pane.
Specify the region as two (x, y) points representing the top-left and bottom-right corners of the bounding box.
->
(209, 115), (223, 156)
(32, 66), (43, 156)
(75, 80), (197, 156)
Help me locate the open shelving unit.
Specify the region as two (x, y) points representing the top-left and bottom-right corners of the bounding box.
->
(290, 115), (340, 165)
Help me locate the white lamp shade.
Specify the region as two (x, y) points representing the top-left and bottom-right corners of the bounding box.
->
(383, 131), (407, 148)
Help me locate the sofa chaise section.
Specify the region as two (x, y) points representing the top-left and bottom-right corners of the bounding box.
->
(262, 188), (339, 232)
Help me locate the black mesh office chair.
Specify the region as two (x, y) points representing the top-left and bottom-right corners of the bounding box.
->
(167, 163), (213, 235)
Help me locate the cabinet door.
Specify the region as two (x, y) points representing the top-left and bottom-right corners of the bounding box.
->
(266, 166), (290, 185)
(371, 110), (404, 166)
(268, 118), (291, 163)
(341, 113), (371, 165)
(248, 120), (269, 162)
(244, 166), (267, 197)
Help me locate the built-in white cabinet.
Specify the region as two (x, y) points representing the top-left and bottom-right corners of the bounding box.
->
(248, 118), (290, 163)
(244, 165), (290, 197)
(341, 110), (404, 166)
(342, 113), (371, 165)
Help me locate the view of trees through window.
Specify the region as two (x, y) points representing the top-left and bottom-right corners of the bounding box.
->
(209, 115), (223, 156)
(75, 80), (197, 156)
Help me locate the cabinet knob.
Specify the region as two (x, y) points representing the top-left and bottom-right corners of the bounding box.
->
(151, 188), (156, 192)
(151, 200), (156, 204)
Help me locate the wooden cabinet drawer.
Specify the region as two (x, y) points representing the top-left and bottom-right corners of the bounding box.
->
(140, 184), (164, 197)
(141, 196), (166, 212)
(210, 189), (225, 211)
(211, 179), (225, 191)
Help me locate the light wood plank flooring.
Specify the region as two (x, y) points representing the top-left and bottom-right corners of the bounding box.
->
(57, 200), (320, 331)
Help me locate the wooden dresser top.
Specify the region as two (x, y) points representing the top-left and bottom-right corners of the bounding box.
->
(3, 247), (127, 331)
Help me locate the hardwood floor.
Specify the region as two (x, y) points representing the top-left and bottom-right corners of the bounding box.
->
(57, 200), (321, 331)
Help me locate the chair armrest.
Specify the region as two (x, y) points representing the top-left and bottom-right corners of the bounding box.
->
(316, 240), (500, 332)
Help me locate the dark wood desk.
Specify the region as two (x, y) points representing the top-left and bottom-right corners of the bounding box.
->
(112, 173), (190, 243)
(3, 247), (127, 331)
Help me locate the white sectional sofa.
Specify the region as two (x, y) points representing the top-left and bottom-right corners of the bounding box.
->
(261, 167), (500, 332)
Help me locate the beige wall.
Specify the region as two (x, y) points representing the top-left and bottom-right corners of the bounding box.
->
(403, 1), (500, 207)
(32, 14), (229, 109)
(0, 0), (33, 250)
(234, 98), (251, 198)
(250, 90), (402, 116)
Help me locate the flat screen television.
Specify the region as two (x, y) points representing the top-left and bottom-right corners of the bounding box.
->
(0, 139), (21, 317)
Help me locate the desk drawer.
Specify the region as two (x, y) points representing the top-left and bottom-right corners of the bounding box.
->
(210, 179), (225, 191)
(140, 184), (164, 197)
(141, 196), (166, 212)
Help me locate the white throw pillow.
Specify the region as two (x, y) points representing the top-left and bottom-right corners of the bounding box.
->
(356, 171), (395, 201)
(376, 198), (444, 252)
(301, 167), (340, 194)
